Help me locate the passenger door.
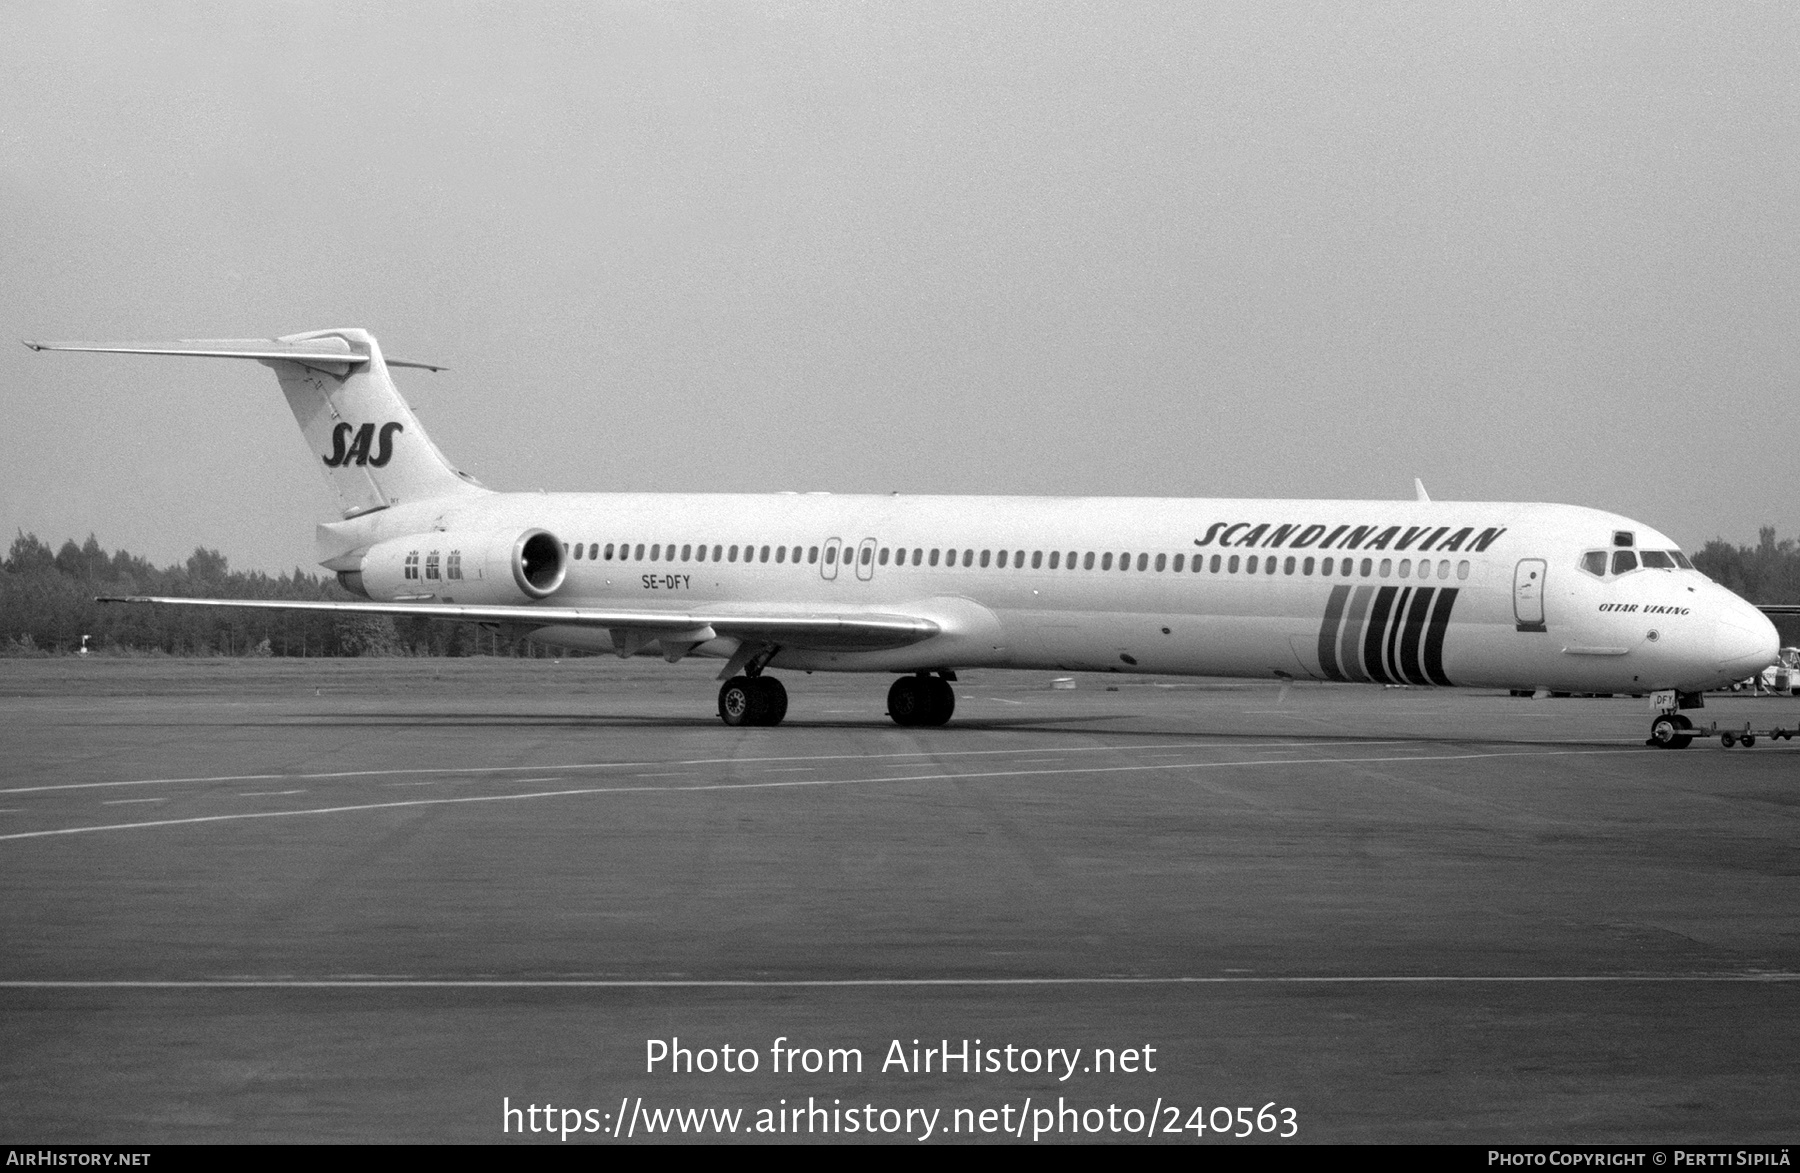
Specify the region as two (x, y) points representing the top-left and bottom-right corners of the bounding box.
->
(855, 537), (877, 582)
(821, 537), (842, 581)
(1514, 558), (1547, 632)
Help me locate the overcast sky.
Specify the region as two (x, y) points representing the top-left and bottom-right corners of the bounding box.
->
(3, 2), (1796, 573)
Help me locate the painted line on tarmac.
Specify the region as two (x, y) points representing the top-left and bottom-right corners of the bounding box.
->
(0, 739), (1417, 796)
(0, 747), (1647, 843)
(0, 974), (1794, 989)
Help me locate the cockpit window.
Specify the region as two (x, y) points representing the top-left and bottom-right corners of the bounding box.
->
(1639, 550), (1674, 570)
(1611, 550), (1639, 574)
(1671, 551), (1693, 570)
(1580, 551), (1608, 577)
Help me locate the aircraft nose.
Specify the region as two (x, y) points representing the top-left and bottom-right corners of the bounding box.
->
(1714, 599), (1779, 679)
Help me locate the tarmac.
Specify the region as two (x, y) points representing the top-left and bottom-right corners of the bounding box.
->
(1, 657), (1796, 1144)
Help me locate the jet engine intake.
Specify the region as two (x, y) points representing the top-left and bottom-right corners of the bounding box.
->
(336, 528), (568, 604)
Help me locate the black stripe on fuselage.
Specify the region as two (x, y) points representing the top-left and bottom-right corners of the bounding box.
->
(1397, 586), (1435, 686)
(1337, 585), (1375, 683)
(1317, 585), (1351, 681)
(1423, 587), (1459, 686)
(1362, 586), (1399, 685)
(1384, 587), (1412, 685)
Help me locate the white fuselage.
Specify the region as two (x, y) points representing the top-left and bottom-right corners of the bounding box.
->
(323, 491), (1778, 695)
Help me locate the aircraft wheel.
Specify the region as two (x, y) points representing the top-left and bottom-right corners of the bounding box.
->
(1649, 715), (1692, 750)
(920, 676), (956, 727)
(887, 676), (924, 727)
(718, 677), (755, 726)
(1721, 731), (1736, 748)
(1742, 733), (1756, 748)
(751, 676), (788, 726)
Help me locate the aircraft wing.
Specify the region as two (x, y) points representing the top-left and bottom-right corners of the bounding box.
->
(95, 595), (938, 652)
(1757, 605), (1800, 615)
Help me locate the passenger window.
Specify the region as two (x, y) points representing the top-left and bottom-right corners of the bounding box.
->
(1398, 559), (1411, 579)
(1136, 553), (1148, 571)
(588, 543), (597, 560)
(976, 549), (989, 568)
(1228, 555), (1240, 573)
(604, 543), (614, 560)
(712, 545), (722, 561)
(861, 547), (872, 565)
(777, 546), (788, 564)
(1102, 553), (1114, 570)
(727, 545), (738, 562)
(1457, 560), (1470, 580)
(808, 546), (819, 564)
(1066, 550), (1077, 568)
(1640, 550), (1674, 569)
(1210, 555), (1222, 572)
(1320, 557), (1332, 575)
(913, 549), (922, 565)
(1173, 554), (1184, 571)
(760, 546), (771, 563)
(825, 546), (837, 564)
(1084, 552), (1095, 570)
(1015, 550), (1026, 568)
(929, 549), (940, 567)
(1359, 558), (1372, 577)
(1246, 555), (1259, 574)
(1154, 553), (1166, 571)
(1611, 550), (1638, 574)
(1379, 559), (1392, 576)
(651, 544), (662, 562)
(634, 544), (645, 560)
(573, 544), (583, 560)
(1580, 551), (1607, 577)
(1267, 557), (1277, 575)
(877, 548), (888, 566)
(996, 550), (1008, 568)
(1122, 552), (1134, 571)
(1284, 556), (1296, 575)
(1048, 551), (1059, 569)
(1437, 559), (1449, 579)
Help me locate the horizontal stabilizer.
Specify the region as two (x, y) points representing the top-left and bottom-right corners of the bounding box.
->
(1758, 605), (1800, 615)
(96, 596), (939, 652)
(22, 339), (446, 373)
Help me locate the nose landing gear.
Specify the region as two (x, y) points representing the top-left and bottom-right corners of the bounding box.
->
(1648, 714), (1694, 749)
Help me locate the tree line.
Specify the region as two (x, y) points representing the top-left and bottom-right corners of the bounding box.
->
(1, 533), (554, 657)
(4, 528), (1798, 657)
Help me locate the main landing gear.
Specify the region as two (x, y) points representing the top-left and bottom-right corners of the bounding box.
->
(887, 673), (956, 728)
(718, 676), (788, 727)
(714, 669), (957, 729)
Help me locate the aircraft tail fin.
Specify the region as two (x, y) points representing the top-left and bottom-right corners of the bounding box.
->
(26, 329), (486, 517)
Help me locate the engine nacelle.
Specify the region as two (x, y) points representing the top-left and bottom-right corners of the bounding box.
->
(337, 528), (568, 604)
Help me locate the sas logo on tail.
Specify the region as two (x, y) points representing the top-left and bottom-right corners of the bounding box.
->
(322, 422), (403, 468)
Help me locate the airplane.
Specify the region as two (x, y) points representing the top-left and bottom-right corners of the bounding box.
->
(25, 328), (1782, 747)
